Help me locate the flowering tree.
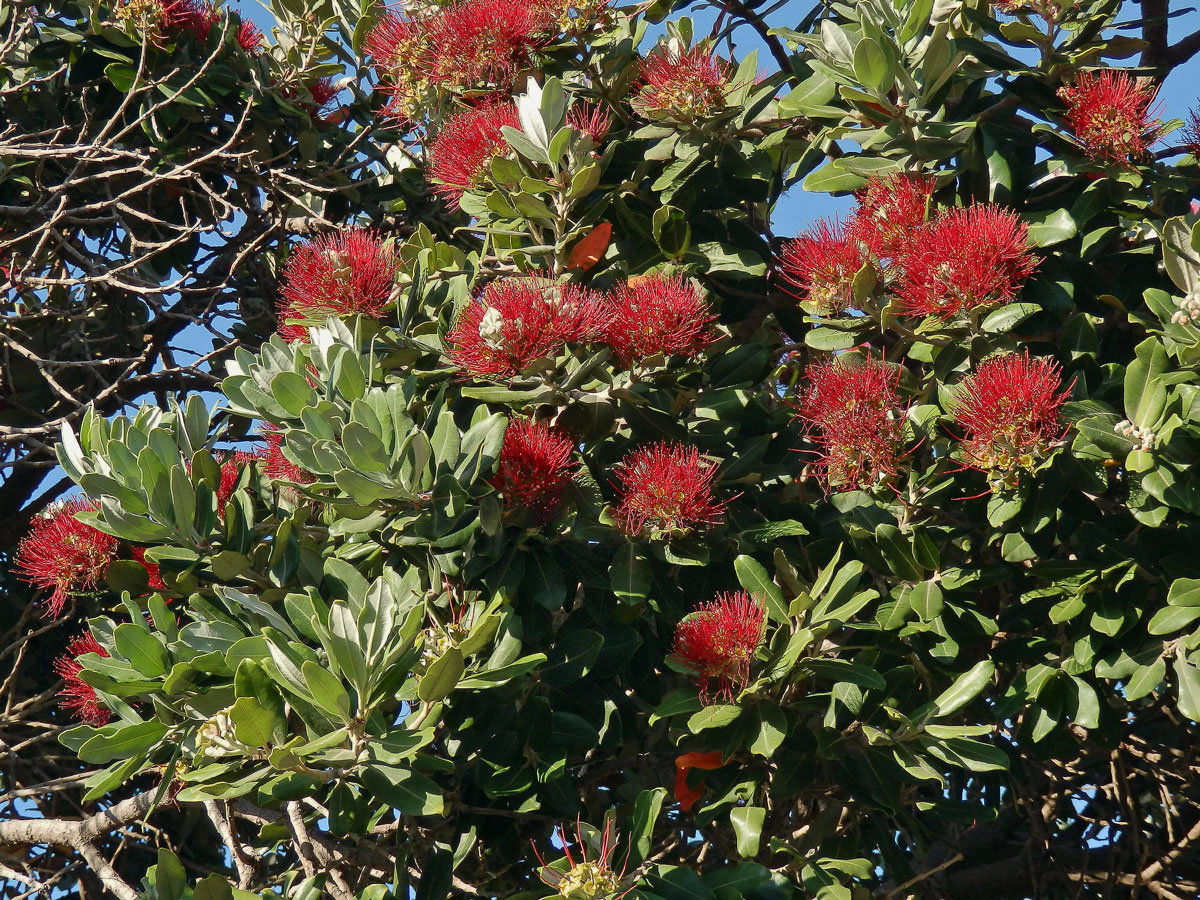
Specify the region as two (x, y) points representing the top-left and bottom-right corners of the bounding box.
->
(6, 0), (1200, 899)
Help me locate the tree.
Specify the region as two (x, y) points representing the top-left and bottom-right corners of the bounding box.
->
(3, 0), (1200, 898)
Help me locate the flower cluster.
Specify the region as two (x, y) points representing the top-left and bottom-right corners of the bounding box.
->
(534, 819), (632, 900)
(778, 218), (866, 315)
(611, 442), (727, 537)
(277, 229), (401, 342)
(897, 205), (1038, 320)
(603, 274), (718, 365)
(779, 173), (935, 314)
(533, 0), (614, 38)
(567, 102), (613, 145)
(113, 0), (262, 51)
(14, 498), (119, 618)
(491, 419), (578, 521)
(1058, 70), (1162, 165)
(1115, 419), (1156, 452)
(365, 0), (550, 126)
(952, 351), (1070, 486)
(54, 633), (112, 726)
(671, 591), (765, 704)
(447, 275), (607, 379)
(633, 41), (731, 123)
(428, 102), (522, 207)
(795, 355), (908, 492)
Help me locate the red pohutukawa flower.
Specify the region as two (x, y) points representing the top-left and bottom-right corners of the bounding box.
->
(778, 218), (867, 315)
(115, 0), (212, 44)
(897, 204), (1038, 320)
(236, 18), (264, 54)
(1057, 70), (1162, 165)
(796, 355), (907, 492)
(534, 818), (633, 900)
(277, 228), (400, 342)
(15, 498), (118, 618)
(131, 546), (167, 591)
(952, 351), (1071, 483)
(262, 429), (316, 486)
(567, 101), (613, 144)
(365, 0), (548, 124)
(611, 442), (727, 537)
(447, 276), (606, 379)
(604, 274), (718, 365)
(1183, 108), (1200, 157)
(428, 102), (521, 207)
(633, 42), (731, 122)
(672, 591), (765, 704)
(852, 172), (936, 260)
(216, 449), (265, 509)
(491, 419), (578, 520)
(54, 633), (112, 726)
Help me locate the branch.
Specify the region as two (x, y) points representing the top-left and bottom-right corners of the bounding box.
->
(0, 792), (156, 900)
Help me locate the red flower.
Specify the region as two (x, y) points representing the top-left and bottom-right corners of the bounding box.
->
(952, 351), (1071, 481)
(216, 449), (265, 509)
(365, 0), (548, 124)
(604, 274), (718, 365)
(277, 228), (400, 342)
(1057, 70), (1162, 165)
(236, 18), (264, 54)
(851, 172), (936, 261)
(15, 498), (118, 618)
(491, 420), (577, 520)
(634, 43), (731, 121)
(611, 442), (727, 537)
(54, 633), (112, 726)
(427, 102), (521, 207)
(116, 0), (214, 43)
(533, 818), (632, 899)
(309, 77), (339, 112)
(131, 546), (167, 591)
(897, 204), (1037, 320)
(567, 101), (613, 144)
(778, 218), (867, 315)
(1184, 108), (1200, 157)
(447, 275), (606, 379)
(262, 429), (316, 486)
(673, 751), (725, 812)
(671, 591), (765, 704)
(795, 355), (907, 492)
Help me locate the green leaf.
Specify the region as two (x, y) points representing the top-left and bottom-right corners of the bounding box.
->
(78, 721), (167, 764)
(733, 555), (788, 622)
(909, 581), (944, 622)
(630, 787), (668, 864)
(687, 703), (742, 733)
(229, 697), (277, 748)
(1124, 338), (1169, 428)
(730, 806), (765, 857)
(1147, 606), (1200, 635)
(270, 371), (316, 416)
(301, 660), (353, 722)
(852, 37), (892, 93)
(748, 703), (787, 758)
(1167, 578), (1200, 607)
(418, 648), (465, 702)
(1175, 659), (1200, 721)
(649, 689), (702, 725)
(652, 204), (692, 258)
(114, 623), (169, 677)
(932, 660), (995, 717)
(154, 848), (187, 900)
(610, 543), (652, 605)
(360, 765), (446, 816)
(1022, 208), (1077, 246)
